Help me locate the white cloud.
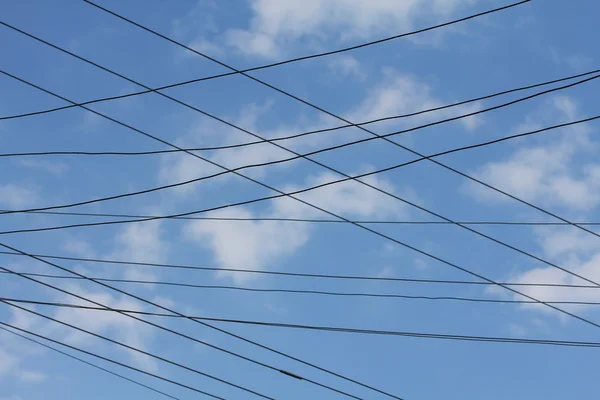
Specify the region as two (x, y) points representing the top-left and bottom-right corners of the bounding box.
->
(328, 55), (366, 81)
(466, 96), (600, 210)
(17, 370), (46, 383)
(345, 68), (482, 132)
(272, 170), (410, 219)
(185, 207), (311, 283)
(0, 184), (38, 208)
(0, 347), (17, 378)
(184, 170), (410, 282)
(486, 225), (600, 319)
(506, 253), (600, 316)
(160, 70), (481, 202)
(111, 220), (169, 282)
(46, 287), (159, 373)
(63, 238), (96, 258)
(14, 159), (68, 176)
(224, 0), (477, 58)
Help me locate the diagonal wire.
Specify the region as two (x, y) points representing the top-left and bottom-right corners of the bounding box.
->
(0, 324), (182, 400)
(2, 249), (600, 289)
(4, 208), (600, 227)
(79, 0), (600, 244)
(3, 274), (600, 304)
(6, 298), (600, 348)
(1, 66), (596, 216)
(0, 0), (530, 121)
(16, 7), (600, 307)
(0, 113), (597, 236)
(0, 321), (228, 399)
(5, 20), (600, 296)
(0, 257), (373, 400)
(1, 67), (597, 149)
(7, 9), (600, 395)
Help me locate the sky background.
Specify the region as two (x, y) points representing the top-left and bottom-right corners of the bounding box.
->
(0, 0), (599, 399)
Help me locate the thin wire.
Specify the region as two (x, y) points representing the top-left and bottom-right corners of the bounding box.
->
(2, 273), (600, 305)
(7, 15), (600, 397)
(0, 105), (600, 222)
(7, 34), (597, 327)
(5, 298), (600, 349)
(1, 113), (598, 236)
(2, 249), (599, 289)
(3, 20), (600, 257)
(4, 208), (600, 226)
(0, 0), (530, 122)
(0, 304), (275, 398)
(81, 0), (600, 245)
(0, 258), (371, 400)
(0, 321), (229, 399)
(0, 325), (182, 400)
(1, 66), (597, 152)
(7, 215), (600, 370)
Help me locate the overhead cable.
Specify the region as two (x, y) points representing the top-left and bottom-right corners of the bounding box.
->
(0, 0), (530, 121)
(2, 274), (600, 305)
(0, 325), (182, 400)
(4, 298), (600, 349)
(1, 249), (599, 289)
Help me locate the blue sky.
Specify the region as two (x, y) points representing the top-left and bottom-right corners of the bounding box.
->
(1, 0), (599, 399)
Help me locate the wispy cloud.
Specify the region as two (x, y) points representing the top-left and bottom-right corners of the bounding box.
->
(14, 159), (68, 176)
(184, 169), (411, 283)
(223, 0), (479, 58)
(466, 95), (599, 210)
(0, 184), (38, 208)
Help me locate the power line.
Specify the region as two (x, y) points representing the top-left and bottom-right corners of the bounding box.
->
(4, 208), (600, 226)
(1, 66), (597, 153)
(0, 325), (182, 400)
(1, 111), (598, 232)
(0, 296), (275, 399)
(5, 18), (600, 290)
(2, 272), (600, 305)
(7, 216), (600, 364)
(7, 14), (600, 392)
(0, 0), (530, 122)
(81, 0), (600, 245)
(5, 298), (600, 349)
(2, 249), (599, 289)
(0, 252), (387, 400)
(5, 28), (600, 301)
(1, 64), (596, 217)
(0, 321), (230, 400)
(3, 20), (599, 251)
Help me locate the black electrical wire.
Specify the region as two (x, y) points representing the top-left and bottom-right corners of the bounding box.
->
(4, 298), (600, 349)
(8, 0), (600, 316)
(0, 106), (597, 224)
(0, 0), (530, 122)
(3, 17), (600, 260)
(4, 208), (600, 227)
(2, 272), (600, 305)
(0, 325), (182, 400)
(81, 0), (600, 245)
(3, 19), (600, 248)
(6, 209), (600, 380)
(0, 257), (377, 400)
(0, 303), (274, 398)
(2, 249), (599, 289)
(1, 67), (597, 154)
(7, 40), (598, 327)
(0, 113), (598, 236)
(7, 15), (600, 397)
(1, 62), (596, 217)
(0, 321), (231, 400)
